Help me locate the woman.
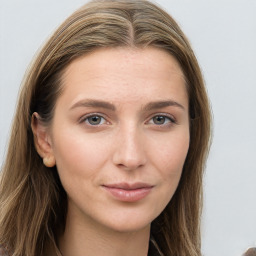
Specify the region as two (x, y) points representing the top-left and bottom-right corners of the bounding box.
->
(0, 0), (211, 255)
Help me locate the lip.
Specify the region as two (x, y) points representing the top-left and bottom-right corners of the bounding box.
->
(102, 183), (154, 202)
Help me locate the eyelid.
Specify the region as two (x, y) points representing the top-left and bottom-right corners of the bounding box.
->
(78, 112), (177, 127)
(146, 112), (177, 125)
(78, 112), (110, 125)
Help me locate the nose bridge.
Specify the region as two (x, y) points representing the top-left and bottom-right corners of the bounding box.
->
(112, 122), (146, 170)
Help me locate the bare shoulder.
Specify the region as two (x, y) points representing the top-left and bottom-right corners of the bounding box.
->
(243, 248), (256, 256)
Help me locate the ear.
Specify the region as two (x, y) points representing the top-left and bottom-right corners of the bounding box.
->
(31, 112), (56, 167)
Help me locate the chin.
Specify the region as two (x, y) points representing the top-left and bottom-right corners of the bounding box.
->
(99, 211), (156, 234)
(107, 220), (151, 234)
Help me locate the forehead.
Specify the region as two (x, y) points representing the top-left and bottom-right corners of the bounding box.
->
(59, 47), (188, 108)
(64, 46), (185, 79)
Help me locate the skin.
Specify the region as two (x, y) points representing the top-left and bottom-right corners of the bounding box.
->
(33, 47), (190, 256)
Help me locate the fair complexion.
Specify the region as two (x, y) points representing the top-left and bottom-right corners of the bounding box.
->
(32, 47), (190, 256)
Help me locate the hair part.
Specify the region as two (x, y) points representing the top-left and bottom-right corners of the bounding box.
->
(0, 1), (211, 255)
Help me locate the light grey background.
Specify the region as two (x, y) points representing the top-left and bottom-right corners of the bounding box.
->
(1, 0), (256, 255)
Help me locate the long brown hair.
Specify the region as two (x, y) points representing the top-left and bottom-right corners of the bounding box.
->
(0, 1), (211, 255)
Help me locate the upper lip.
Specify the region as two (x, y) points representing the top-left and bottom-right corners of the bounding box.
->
(102, 182), (153, 190)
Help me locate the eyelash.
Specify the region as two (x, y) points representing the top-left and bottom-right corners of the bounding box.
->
(146, 113), (176, 127)
(79, 113), (109, 126)
(79, 113), (176, 127)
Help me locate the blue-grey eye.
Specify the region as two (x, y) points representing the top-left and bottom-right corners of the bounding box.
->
(86, 115), (104, 125)
(152, 115), (172, 125)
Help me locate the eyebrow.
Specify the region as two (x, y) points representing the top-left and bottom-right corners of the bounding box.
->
(143, 100), (185, 111)
(70, 99), (116, 111)
(69, 99), (185, 112)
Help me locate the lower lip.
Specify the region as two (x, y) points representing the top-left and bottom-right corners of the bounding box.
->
(102, 186), (153, 202)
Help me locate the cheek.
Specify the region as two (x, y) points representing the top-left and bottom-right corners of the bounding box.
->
(149, 131), (190, 176)
(147, 132), (189, 215)
(51, 128), (110, 181)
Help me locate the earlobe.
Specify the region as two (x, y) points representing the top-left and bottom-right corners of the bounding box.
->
(31, 112), (55, 167)
(43, 155), (56, 168)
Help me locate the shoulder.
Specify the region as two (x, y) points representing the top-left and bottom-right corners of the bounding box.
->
(0, 246), (9, 256)
(243, 248), (256, 256)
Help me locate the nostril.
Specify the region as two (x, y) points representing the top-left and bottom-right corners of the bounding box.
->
(116, 159), (145, 171)
(112, 135), (147, 170)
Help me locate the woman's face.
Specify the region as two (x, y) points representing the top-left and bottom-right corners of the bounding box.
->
(44, 47), (190, 233)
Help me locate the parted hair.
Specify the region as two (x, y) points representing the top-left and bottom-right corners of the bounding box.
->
(0, 0), (211, 255)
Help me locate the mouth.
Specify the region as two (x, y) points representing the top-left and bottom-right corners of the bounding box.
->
(101, 182), (154, 202)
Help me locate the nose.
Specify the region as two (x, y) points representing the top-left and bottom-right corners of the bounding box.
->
(112, 125), (147, 171)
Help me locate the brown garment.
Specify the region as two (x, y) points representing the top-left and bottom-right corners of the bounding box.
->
(243, 248), (256, 256)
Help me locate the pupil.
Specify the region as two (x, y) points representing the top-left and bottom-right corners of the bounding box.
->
(89, 116), (101, 124)
(154, 116), (165, 124)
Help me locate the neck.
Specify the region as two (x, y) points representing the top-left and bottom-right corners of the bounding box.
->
(57, 207), (151, 256)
